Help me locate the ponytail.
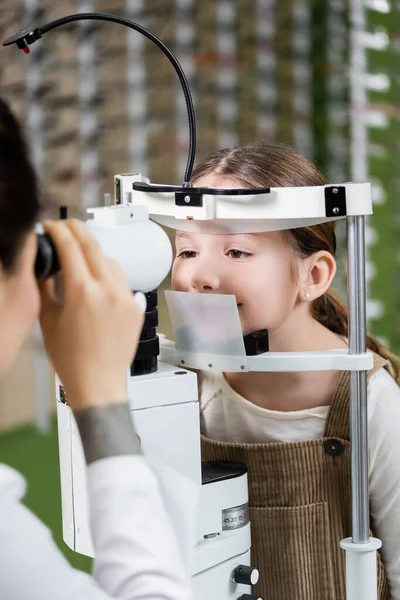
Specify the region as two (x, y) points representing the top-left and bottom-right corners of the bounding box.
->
(314, 288), (400, 382)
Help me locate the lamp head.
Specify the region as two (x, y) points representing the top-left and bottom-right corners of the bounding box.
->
(2, 28), (42, 53)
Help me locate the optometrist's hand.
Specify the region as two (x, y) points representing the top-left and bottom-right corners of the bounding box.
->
(38, 219), (145, 411)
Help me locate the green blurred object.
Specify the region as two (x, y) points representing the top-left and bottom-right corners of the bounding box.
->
(367, 6), (400, 352)
(0, 417), (92, 573)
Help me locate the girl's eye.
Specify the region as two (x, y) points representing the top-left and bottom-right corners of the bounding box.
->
(227, 249), (250, 259)
(177, 250), (197, 259)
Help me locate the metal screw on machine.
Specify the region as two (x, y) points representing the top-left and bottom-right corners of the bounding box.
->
(184, 195), (191, 203)
(232, 565), (259, 586)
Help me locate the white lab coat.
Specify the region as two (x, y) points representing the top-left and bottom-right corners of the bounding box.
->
(0, 455), (198, 600)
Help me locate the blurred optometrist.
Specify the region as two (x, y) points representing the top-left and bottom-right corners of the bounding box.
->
(0, 97), (195, 600)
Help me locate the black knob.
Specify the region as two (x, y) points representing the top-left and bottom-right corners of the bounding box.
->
(236, 595), (262, 600)
(131, 290), (159, 376)
(233, 565), (259, 586)
(35, 233), (60, 280)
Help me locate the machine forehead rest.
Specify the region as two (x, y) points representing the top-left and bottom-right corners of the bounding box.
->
(128, 180), (372, 233)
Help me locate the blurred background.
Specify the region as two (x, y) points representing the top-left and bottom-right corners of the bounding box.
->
(0, 0), (399, 572)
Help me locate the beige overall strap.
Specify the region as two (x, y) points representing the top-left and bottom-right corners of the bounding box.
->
(324, 353), (389, 440)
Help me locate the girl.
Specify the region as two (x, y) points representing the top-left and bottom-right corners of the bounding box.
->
(172, 141), (400, 600)
(0, 97), (194, 600)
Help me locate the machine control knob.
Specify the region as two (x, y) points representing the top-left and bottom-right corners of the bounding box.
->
(233, 565), (259, 586)
(236, 595), (262, 600)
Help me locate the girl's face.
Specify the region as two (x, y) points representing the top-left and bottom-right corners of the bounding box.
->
(171, 175), (302, 336)
(0, 230), (40, 376)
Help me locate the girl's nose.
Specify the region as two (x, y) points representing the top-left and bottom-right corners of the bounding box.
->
(190, 267), (220, 292)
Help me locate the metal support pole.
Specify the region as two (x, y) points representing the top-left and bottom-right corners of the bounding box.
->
(347, 215), (369, 544)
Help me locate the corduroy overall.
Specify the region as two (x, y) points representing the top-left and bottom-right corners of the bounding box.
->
(201, 356), (390, 600)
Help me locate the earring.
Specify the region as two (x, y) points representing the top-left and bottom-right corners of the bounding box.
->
(304, 292), (311, 299)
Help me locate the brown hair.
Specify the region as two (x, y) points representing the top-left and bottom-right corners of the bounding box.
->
(192, 141), (399, 380)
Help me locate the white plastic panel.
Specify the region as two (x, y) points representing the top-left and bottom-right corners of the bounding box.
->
(133, 401), (202, 488)
(56, 398), (75, 551)
(159, 337), (374, 373)
(85, 216), (172, 293)
(70, 409), (93, 556)
(246, 349), (374, 371)
(126, 360), (199, 410)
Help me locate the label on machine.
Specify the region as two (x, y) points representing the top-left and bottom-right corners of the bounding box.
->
(222, 503), (249, 531)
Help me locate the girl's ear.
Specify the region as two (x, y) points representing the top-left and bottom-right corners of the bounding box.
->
(299, 251), (336, 302)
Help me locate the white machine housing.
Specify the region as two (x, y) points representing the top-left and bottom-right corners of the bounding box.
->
(56, 177), (379, 600)
(57, 359), (255, 600)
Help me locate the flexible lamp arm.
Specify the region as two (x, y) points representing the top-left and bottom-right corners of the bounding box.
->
(2, 12), (197, 185)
